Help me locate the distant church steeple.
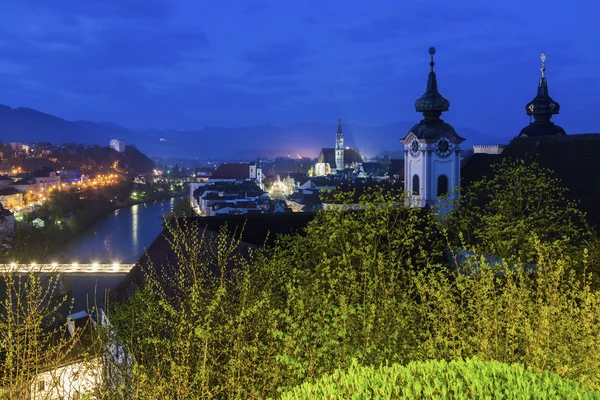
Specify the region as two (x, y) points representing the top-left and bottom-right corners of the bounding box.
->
(518, 53), (566, 137)
(335, 117), (344, 171)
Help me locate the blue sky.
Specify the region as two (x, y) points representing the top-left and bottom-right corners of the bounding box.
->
(0, 0), (597, 139)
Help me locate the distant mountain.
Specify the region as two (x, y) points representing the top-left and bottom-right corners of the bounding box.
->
(0, 104), (513, 160)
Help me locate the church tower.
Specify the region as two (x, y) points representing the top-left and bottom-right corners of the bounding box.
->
(335, 117), (344, 172)
(256, 158), (263, 187)
(518, 53), (566, 138)
(400, 47), (465, 207)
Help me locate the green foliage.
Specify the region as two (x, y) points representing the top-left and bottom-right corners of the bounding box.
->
(0, 272), (98, 397)
(416, 238), (600, 390)
(446, 158), (591, 263)
(280, 358), (598, 399)
(263, 188), (443, 390)
(5, 169), (600, 398)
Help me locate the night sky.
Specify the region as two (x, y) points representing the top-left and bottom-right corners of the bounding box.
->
(0, 0), (597, 141)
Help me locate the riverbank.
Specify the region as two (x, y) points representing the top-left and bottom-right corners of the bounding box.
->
(4, 183), (186, 263)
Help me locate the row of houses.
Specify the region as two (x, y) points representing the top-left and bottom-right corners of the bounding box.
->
(189, 162), (289, 216)
(0, 168), (62, 210)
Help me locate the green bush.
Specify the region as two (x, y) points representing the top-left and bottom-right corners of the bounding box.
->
(280, 358), (599, 399)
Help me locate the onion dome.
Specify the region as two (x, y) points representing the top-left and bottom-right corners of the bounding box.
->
(414, 47), (450, 117)
(405, 48), (464, 142)
(519, 53), (566, 137)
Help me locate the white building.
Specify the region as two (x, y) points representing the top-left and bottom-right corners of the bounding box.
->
(110, 138), (125, 153)
(400, 48), (465, 208)
(473, 145), (506, 155)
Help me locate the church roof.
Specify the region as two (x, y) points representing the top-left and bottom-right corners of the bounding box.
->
(518, 54), (566, 138)
(407, 120), (464, 142)
(210, 163), (250, 180)
(317, 148), (363, 165)
(461, 134), (600, 229)
(414, 48), (450, 113)
(403, 48), (465, 143)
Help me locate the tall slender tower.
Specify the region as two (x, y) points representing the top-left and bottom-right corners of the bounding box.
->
(335, 117), (344, 172)
(400, 47), (465, 208)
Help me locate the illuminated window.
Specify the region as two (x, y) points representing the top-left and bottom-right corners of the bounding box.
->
(437, 175), (448, 196)
(412, 175), (420, 196)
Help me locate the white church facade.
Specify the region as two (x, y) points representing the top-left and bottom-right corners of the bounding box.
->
(401, 47), (465, 207)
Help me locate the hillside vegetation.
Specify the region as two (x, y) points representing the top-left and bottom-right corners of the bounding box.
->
(2, 160), (600, 398)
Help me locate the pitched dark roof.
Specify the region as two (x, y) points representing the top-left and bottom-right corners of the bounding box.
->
(460, 153), (501, 188)
(32, 167), (55, 178)
(0, 187), (23, 195)
(388, 159), (404, 178)
(317, 148), (363, 165)
(210, 163), (250, 180)
(111, 213), (316, 301)
(12, 178), (35, 185)
(461, 134), (600, 228)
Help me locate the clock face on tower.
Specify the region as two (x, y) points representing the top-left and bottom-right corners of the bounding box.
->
(435, 137), (452, 157)
(410, 139), (420, 157)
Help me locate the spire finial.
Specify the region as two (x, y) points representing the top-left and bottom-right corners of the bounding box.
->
(429, 46), (436, 72)
(540, 53), (546, 78)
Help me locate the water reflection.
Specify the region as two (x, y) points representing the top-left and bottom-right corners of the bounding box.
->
(59, 199), (174, 263)
(132, 204), (139, 250)
(42, 199), (179, 314)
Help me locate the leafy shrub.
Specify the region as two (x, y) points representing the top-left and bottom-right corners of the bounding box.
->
(280, 358), (599, 399)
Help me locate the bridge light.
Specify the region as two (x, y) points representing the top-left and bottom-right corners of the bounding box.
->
(30, 263), (37, 267)
(112, 263), (120, 269)
(72, 263), (79, 268)
(51, 263), (58, 267)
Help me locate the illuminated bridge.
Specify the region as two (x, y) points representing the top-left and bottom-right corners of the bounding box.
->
(0, 263), (136, 274)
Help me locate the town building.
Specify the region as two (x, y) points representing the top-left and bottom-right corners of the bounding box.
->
(8, 142), (30, 156)
(0, 187), (24, 209)
(473, 145), (506, 155)
(400, 47), (465, 208)
(209, 162), (264, 183)
(314, 118), (363, 176)
(191, 180), (288, 216)
(109, 138), (125, 153)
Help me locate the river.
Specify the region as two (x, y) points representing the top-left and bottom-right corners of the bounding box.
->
(54, 198), (176, 313)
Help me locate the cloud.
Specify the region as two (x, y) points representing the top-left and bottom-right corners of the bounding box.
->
(343, 4), (515, 43)
(243, 40), (310, 76)
(38, 0), (177, 22)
